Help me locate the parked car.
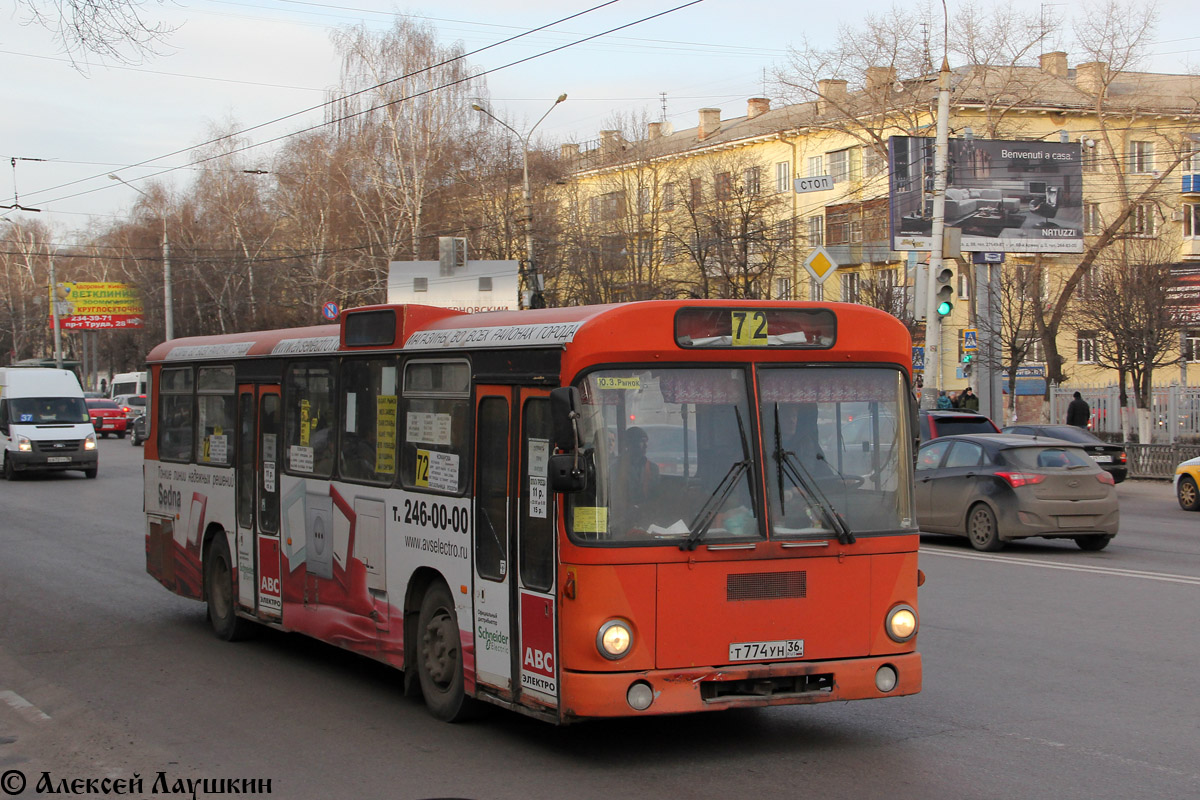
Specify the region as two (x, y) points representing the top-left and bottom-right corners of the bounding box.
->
(1175, 456), (1200, 511)
(112, 393), (147, 420)
(915, 433), (1118, 552)
(1002, 424), (1128, 483)
(129, 414), (147, 447)
(919, 409), (1001, 442)
(84, 398), (128, 438)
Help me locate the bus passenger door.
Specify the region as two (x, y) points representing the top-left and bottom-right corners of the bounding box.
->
(513, 390), (558, 712)
(235, 385), (283, 621)
(472, 390), (513, 697)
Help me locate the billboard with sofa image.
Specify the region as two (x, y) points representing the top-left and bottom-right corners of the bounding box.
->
(889, 136), (1083, 254)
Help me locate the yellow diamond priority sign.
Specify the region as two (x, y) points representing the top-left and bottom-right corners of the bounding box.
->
(803, 246), (839, 284)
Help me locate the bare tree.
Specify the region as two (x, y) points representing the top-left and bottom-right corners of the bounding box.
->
(974, 260), (1042, 423)
(16, 0), (173, 65)
(1067, 236), (1182, 439)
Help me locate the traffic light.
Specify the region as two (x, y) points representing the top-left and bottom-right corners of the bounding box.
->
(935, 267), (955, 317)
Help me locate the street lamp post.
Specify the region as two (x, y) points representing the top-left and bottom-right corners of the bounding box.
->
(109, 174), (173, 340)
(472, 94), (567, 309)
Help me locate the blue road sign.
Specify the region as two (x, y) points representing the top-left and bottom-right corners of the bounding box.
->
(321, 301), (340, 321)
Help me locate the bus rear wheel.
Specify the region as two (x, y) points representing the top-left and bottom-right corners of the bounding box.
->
(204, 534), (252, 641)
(416, 582), (473, 722)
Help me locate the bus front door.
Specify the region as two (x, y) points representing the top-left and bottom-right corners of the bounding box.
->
(471, 387), (558, 714)
(235, 385), (283, 621)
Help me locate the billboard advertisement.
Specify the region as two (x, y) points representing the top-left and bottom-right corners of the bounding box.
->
(1168, 263), (1200, 324)
(50, 281), (144, 330)
(889, 136), (1084, 254)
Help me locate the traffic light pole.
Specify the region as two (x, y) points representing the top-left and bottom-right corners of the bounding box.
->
(921, 58), (952, 410)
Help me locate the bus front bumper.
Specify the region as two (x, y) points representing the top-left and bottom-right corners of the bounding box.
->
(559, 652), (921, 720)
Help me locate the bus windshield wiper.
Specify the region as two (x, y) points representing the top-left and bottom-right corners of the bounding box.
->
(772, 404), (855, 545)
(681, 408), (753, 551)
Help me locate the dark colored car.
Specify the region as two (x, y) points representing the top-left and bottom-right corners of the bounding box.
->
(84, 398), (128, 438)
(129, 414), (147, 447)
(1002, 424), (1128, 483)
(915, 433), (1118, 552)
(919, 409), (1001, 442)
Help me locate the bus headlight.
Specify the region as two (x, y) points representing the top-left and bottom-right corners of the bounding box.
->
(886, 604), (918, 643)
(84, 433), (97, 451)
(597, 619), (633, 660)
(17, 436), (32, 452)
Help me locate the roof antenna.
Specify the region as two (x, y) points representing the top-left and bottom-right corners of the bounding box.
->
(660, 91), (668, 122)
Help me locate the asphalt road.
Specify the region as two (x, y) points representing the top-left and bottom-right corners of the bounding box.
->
(1, 439), (1197, 799)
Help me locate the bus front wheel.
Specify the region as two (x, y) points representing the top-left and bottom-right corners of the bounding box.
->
(204, 534), (252, 641)
(416, 582), (472, 722)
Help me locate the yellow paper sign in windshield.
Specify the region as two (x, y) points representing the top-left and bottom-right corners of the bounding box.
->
(731, 310), (768, 346)
(596, 376), (641, 391)
(573, 507), (609, 533)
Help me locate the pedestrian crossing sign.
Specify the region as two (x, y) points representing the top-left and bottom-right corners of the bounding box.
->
(962, 328), (978, 351)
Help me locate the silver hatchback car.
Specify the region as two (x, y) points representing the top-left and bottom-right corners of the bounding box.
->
(915, 434), (1119, 552)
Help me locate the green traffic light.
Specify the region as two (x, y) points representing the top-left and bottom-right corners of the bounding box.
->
(936, 301), (953, 316)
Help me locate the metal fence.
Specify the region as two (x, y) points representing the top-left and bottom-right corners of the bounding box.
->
(1049, 383), (1200, 444)
(1124, 443), (1200, 480)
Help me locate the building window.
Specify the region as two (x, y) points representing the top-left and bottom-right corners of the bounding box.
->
(1084, 203), (1103, 234)
(663, 183), (675, 211)
(1019, 331), (1046, 364)
(1077, 332), (1098, 364)
(744, 167), (760, 195)
(809, 280), (824, 301)
(1082, 140), (1101, 173)
(862, 146), (885, 178)
(775, 161), (791, 193)
(715, 172), (732, 200)
(601, 191), (625, 220)
(638, 187), (650, 215)
(807, 155), (824, 178)
(413, 277), (428, 292)
(1080, 265), (1101, 299)
(588, 196), (600, 223)
(690, 177), (703, 207)
(775, 218), (793, 250)
(1129, 202), (1156, 237)
(849, 220), (863, 243)
(840, 271), (861, 303)
(807, 215), (824, 246)
(776, 276), (792, 300)
(1185, 330), (1200, 361)
(1184, 204), (1200, 238)
(957, 273), (970, 299)
(1130, 141), (1154, 174)
(661, 236), (675, 262)
(828, 149), (856, 183)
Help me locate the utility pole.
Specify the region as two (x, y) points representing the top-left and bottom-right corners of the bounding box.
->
(921, 57), (952, 409)
(471, 95), (567, 309)
(49, 251), (63, 368)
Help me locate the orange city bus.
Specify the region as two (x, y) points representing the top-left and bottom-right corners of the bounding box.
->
(143, 300), (922, 724)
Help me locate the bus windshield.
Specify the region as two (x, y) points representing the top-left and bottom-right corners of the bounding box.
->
(568, 367), (760, 546)
(564, 365), (914, 546)
(759, 367), (913, 538)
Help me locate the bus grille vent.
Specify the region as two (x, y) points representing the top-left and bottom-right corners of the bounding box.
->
(727, 571), (806, 601)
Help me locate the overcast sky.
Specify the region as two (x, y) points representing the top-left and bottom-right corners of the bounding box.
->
(3, 0), (1199, 236)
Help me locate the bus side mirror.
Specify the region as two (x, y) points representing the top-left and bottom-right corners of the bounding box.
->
(550, 386), (581, 452)
(549, 452), (588, 493)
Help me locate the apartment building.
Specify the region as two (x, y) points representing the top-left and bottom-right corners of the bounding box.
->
(554, 53), (1200, 395)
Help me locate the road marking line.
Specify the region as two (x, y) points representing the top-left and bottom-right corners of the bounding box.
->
(920, 547), (1200, 586)
(0, 689), (51, 723)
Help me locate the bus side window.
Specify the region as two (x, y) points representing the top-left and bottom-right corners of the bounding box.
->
(339, 357), (398, 485)
(196, 367), (235, 466)
(283, 360), (335, 478)
(399, 360), (470, 495)
(159, 367), (194, 463)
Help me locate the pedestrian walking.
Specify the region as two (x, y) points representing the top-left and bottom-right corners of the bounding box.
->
(1066, 391), (1090, 428)
(958, 386), (980, 411)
